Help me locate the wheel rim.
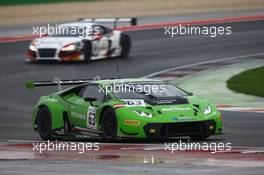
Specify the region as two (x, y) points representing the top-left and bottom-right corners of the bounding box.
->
(103, 113), (117, 137)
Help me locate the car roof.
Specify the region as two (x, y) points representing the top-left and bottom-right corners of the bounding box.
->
(56, 78), (163, 95)
(58, 22), (98, 28)
(94, 78), (162, 85)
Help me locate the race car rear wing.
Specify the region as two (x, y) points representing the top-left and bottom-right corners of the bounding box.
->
(25, 78), (93, 91)
(78, 17), (137, 28)
(25, 77), (117, 91)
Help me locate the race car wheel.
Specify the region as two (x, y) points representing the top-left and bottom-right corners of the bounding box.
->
(82, 40), (92, 62)
(189, 134), (210, 140)
(120, 34), (131, 58)
(101, 108), (118, 142)
(37, 106), (53, 141)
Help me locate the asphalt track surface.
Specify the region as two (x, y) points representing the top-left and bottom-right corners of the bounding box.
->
(0, 20), (264, 147)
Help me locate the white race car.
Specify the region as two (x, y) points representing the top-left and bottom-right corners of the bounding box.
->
(26, 18), (136, 62)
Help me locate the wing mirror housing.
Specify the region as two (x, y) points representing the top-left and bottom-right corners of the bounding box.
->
(84, 97), (97, 106)
(84, 97), (97, 102)
(188, 92), (194, 96)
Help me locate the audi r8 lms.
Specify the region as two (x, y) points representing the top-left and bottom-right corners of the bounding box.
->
(26, 78), (223, 141)
(26, 18), (135, 62)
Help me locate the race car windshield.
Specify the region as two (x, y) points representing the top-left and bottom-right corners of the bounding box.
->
(49, 26), (87, 37)
(112, 83), (189, 99)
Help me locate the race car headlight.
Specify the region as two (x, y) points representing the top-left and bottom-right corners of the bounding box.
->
(204, 106), (212, 115)
(61, 43), (77, 51)
(29, 44), (37, 52)
(133, 110), (153, 118)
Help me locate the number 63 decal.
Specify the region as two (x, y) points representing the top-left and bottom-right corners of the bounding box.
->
(87, 106), (97, 129)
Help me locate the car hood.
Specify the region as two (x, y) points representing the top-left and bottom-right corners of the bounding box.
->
(151, 104), (197, 118)
(118, 96), (216, 121)
(34, 37), (83, 48)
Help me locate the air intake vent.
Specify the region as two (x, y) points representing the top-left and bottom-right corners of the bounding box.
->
(38, 48), (56, 57)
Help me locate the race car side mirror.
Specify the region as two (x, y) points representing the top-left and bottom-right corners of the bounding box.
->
(84, 97), (97, 102)
(188, 92), (194, 96)
(84, 97), (97, 106)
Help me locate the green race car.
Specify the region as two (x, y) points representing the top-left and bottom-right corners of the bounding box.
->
(26, 78), (223, 141)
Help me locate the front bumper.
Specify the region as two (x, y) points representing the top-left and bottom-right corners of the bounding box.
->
(143, 120), (216, 138)
(116, 105), (223, 139)
(26, 48), (84, 62)
(118, 117), (222, 139)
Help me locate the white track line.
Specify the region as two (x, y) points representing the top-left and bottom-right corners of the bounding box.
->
(218, 107), (264, 113)
(143, 52), (264, 78)
(142, 52), (264, 113)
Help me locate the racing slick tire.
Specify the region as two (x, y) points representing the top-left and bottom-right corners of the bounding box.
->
(82, 40), (92, 62)
(120, 34), (131, 58)
(189, 134), (210, 140)
(101, 108), (118, 142)
(37, 106), (53, 141)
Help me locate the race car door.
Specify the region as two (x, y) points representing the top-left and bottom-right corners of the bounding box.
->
(69, 84), (106, 130)
(91, 25), (113, 57)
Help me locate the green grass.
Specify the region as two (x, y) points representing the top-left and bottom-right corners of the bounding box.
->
(227, 66), (264, 97)
(0, 0), (97, 6)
